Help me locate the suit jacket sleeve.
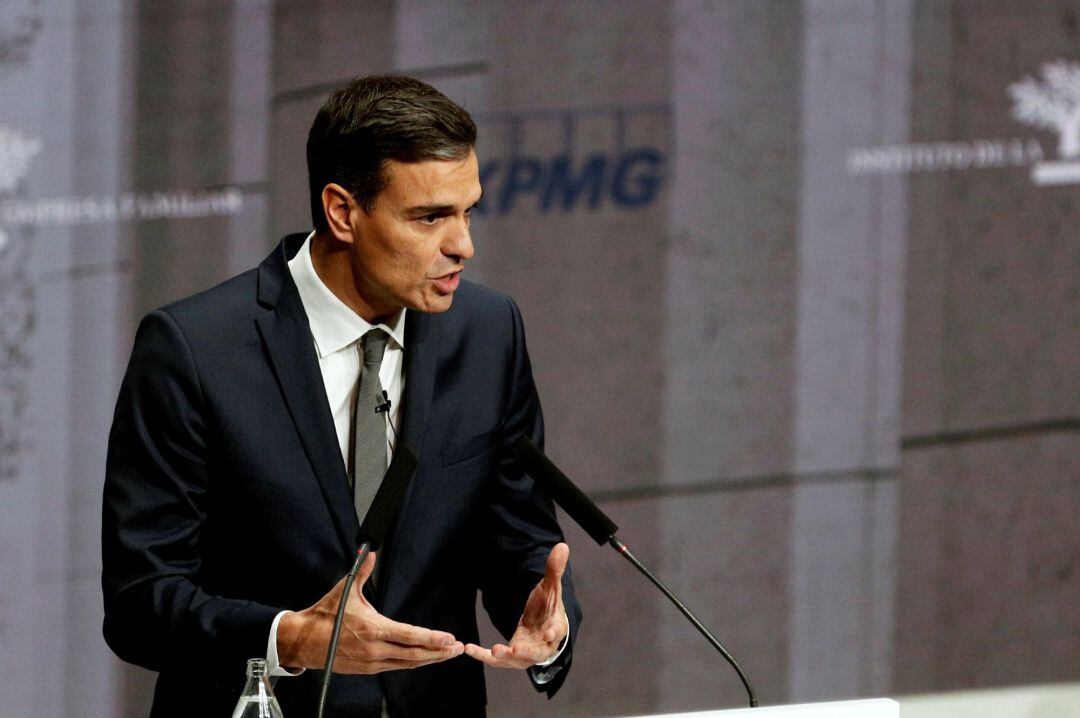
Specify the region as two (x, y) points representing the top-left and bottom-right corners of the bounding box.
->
(478, 296), (583, 696)
(101, 309), (280, 675)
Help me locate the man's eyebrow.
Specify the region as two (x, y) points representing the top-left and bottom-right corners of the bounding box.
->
(406, 203), (455, 215)
(406, 192), (484, 215)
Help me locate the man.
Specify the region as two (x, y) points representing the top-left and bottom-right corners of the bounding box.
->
(102, 75), (581, 717)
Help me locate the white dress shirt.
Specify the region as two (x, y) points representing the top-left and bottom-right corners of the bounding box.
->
(287, 232), (405, 463)
(266, 232), (565, 680)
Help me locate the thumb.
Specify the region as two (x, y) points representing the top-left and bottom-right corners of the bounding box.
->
(354, 550), (378, 592)
(542, 543), (569, 591)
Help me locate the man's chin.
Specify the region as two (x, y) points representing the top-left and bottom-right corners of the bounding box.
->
(411, 293), (455, 314)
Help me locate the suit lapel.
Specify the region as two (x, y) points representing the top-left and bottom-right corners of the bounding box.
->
(255, 236), (358, 555)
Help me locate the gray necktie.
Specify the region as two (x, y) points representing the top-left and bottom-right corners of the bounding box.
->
(351, 328), (390, 525)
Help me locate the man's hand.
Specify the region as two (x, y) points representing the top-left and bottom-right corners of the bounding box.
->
(464, 542), (570, 669)
(277, 551), (464, 673)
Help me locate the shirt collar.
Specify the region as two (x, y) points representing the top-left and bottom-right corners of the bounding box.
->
(287, 231), (407, 358)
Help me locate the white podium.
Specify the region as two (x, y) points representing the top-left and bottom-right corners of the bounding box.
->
(617, 698), (899, 718)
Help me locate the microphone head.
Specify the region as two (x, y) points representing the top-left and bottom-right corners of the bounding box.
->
(357, 445), (418, 550)
(514, 437), (618, 545)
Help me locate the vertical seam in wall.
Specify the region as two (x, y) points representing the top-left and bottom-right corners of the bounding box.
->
(860, 480), (876, 694)
(659, 4), (675, 709)
(788, 0), (811, 700)
(865, 0), (886, 475)
(937, 7), (956, 435)
(858, 0), (889, 694)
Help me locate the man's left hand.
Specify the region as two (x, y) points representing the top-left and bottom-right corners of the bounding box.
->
(464, 542), (569, 669)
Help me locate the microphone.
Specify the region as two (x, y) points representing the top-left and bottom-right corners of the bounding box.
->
(375, 389), (391, 415)
(317, 446), (418, 718)
(514, 437), (618, 545)
(356, 444), (417, 549)
(514, 437), (758, 708)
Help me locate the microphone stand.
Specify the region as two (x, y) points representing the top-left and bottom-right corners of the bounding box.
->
(609, 536), (757, 708)
(513, 437), (757, 708)
(316, 543), (372, 718)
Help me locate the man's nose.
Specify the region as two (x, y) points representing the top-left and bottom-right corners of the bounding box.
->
(445, 217), (474, 261)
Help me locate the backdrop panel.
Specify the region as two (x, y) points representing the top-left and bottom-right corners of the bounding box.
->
(0, 2), (1076, 717)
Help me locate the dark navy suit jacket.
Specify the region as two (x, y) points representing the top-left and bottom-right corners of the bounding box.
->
(102, 234), (580, 717)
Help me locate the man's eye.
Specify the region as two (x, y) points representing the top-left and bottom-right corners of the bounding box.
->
(419, 214), (440, 225)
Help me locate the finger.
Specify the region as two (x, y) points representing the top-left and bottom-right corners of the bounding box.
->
(463, 643), (497, 666)
(378, 656), (456, 671)
(344, 651), (464, 674)
(464, 643), (533, 669)
(371, 616), (459, 649)
(377, 641), (464, 663)
(463, 643), (506, 668)
(503, 637), (557, 665)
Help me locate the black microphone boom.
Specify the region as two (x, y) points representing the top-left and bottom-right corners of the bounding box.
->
(515, 437), (758, 708)
(357, 445), (418, 548)
(515, 438), (618, 544)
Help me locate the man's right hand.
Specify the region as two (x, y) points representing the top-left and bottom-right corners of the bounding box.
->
(276, 551), (464, 673)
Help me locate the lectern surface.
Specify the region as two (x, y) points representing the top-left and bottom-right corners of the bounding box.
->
(616, 697), (899, 718)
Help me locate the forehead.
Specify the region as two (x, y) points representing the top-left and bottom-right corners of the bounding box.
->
(380, 151), (481, 207)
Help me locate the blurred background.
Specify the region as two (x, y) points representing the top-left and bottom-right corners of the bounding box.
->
(0, 1), (1077, 716)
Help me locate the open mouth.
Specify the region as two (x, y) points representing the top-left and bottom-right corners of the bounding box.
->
(431, 270), (461, 294)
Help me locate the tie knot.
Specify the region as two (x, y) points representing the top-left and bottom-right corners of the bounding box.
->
(361, 328), (390, 366)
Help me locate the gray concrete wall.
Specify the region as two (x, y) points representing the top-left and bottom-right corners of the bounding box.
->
(0, 2), (1077, 717)
(896, 0), (1080, 694)
(0, 1), (134, 715)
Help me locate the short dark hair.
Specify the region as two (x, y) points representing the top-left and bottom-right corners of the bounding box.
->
(306, 75), (477, 230)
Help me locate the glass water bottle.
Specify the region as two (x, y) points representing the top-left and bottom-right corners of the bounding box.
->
(231, 658), (284, 718)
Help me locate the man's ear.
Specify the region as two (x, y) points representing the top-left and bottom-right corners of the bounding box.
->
(321, 183), (357, 244)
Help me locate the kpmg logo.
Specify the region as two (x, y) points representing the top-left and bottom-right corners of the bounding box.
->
(474, 105), (668, 215)
(846, 58), (1080, 186)
(1009, 60), (1080, 185)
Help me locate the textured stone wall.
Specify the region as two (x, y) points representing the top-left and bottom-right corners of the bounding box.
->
(0, 2), (1076, 717)
(895, 0), (1080, 694)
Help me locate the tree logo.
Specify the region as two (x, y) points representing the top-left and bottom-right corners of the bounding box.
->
(1009, 60), (1080, 185)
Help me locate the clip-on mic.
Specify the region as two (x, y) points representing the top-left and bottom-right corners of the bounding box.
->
(375, 389), (391, 414)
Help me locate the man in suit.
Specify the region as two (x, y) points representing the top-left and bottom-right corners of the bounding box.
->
(102, 75), (581, 717)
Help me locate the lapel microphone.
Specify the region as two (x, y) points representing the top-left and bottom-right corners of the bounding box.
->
(514, 436), (757, 708)
(376, 389), (398, 451)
